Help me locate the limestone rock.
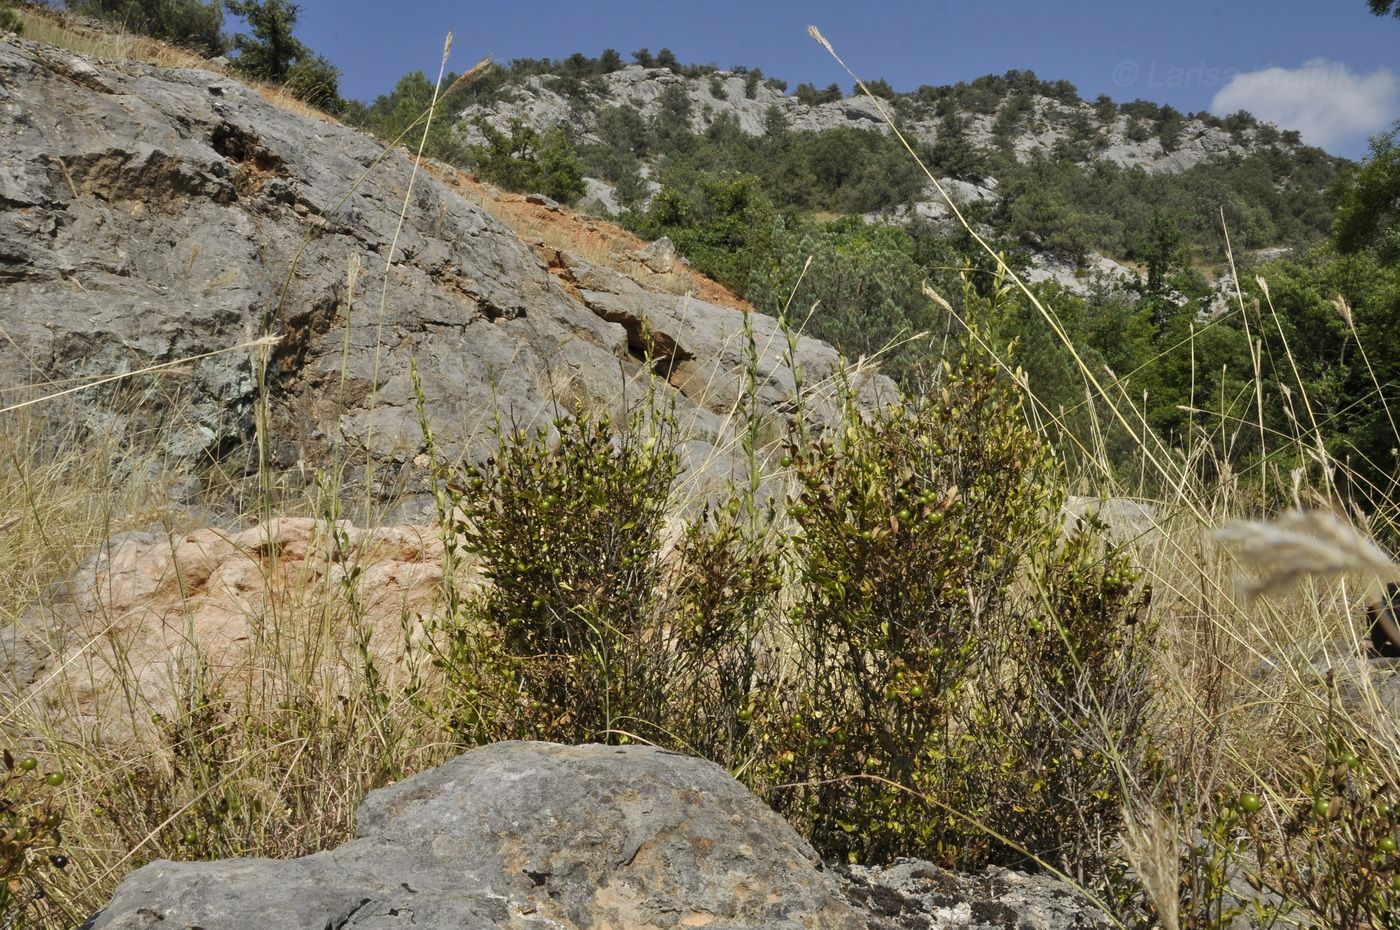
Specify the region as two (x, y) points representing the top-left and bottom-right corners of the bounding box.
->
(631, 234), (677, 273)
(1023, 253), (1137, 299)
(83, 741), (1114, 930)
(3, 518), (447, 729)
(84, 742), (865, 930)
(524, 192), (561, 211)
(840, 859), (1114, 930)
(457, 66), (1299, 179)
(0, 38), (881, 507)
(557, 255), (893, 435)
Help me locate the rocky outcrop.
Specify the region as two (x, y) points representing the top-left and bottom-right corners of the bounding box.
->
(84, 741), (1113, 930)
(2, 518), (447, 729)
(1023, 252), (1137, 299)
(456, 65), (1299, 178)
(0, 38), (890, 505)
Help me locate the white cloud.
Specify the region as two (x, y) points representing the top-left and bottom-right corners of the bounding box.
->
(1210, 59), (1398, 152)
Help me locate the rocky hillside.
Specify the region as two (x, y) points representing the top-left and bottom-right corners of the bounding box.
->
(0, 35), (889, 507)
(430, 57), (1341, 305)
(458, 63), (1301, 179)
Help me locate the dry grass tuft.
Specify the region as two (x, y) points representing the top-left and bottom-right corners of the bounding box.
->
(8, 5), (216, 71)
(1216, 508), (1400, 600)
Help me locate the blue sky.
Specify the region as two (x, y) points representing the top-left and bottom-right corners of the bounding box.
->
(283, 0), (1399, 159)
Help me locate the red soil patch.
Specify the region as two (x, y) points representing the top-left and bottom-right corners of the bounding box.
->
(429, 165), (753, 313)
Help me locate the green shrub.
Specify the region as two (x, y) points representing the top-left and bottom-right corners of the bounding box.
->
(794, 81), (842, 106)
(409, 311), (1155, 882)
(343, 69), (471, 164)
(471, 120), (586, 205)
(224, 0), (340, 109)
(69, 0), (224, 53)
(758, 352), (1154, 878)
(428, 398), (780, 761)
(1158, 106), (1185, 153)
(1334, 119), (1400, 261)
(981, 515), (1154, 883)
(284, 54), (342, 113)
(1266, 741), (1400, 927)
(746, 217), (937, 383)
(1168, 733), (1400, 930)
(634, 174), (776, 292)
(0, 4), (22, 34)
(448, 406), (680, 743)
(1, 750), (67, 928)
(991, 91), (1034, 149)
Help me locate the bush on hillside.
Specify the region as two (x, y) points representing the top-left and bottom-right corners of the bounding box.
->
(0, 3), (23, 33)
(412, 316), (1156, 884)
(470, 120), (587, 205)
(759, 349), (1155, 878)
(1333, 119), (1400, 261)
(794, 81), (842, 106)
(747, 217), (939, 382)
(283, 53), (341, 112)
(68, 0), (224, 53)
(427, 398), (781, 764)
(634, 173), (776, 292)
(342, 69), (472, 164)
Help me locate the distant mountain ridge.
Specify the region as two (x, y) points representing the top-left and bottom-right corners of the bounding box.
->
(453, 61), (1333, 180)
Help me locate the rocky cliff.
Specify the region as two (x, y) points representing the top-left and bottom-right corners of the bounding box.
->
(0, 36), (890, 507)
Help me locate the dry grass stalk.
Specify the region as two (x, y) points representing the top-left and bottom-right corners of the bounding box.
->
(1215, 509), (1400, 600)
(1120, 805), (1180, 930)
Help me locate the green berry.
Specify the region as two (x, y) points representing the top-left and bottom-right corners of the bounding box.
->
(1239, 793), (1262, 814)
(44, 772), (65, 787)
(1379, 836), (1398, 854)
(17, 757), (37, 772)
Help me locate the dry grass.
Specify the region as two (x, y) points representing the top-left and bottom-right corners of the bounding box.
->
(8, 5), (217, 71)
(5, 4), (343, 127)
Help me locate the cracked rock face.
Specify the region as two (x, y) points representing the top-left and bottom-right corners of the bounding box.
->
(83, 741), (1112, 930)
(0, 39), (890, 503)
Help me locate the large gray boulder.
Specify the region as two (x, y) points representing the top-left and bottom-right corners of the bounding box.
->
(84, 741), (1112, 930)
(0, 38), (889, 505)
